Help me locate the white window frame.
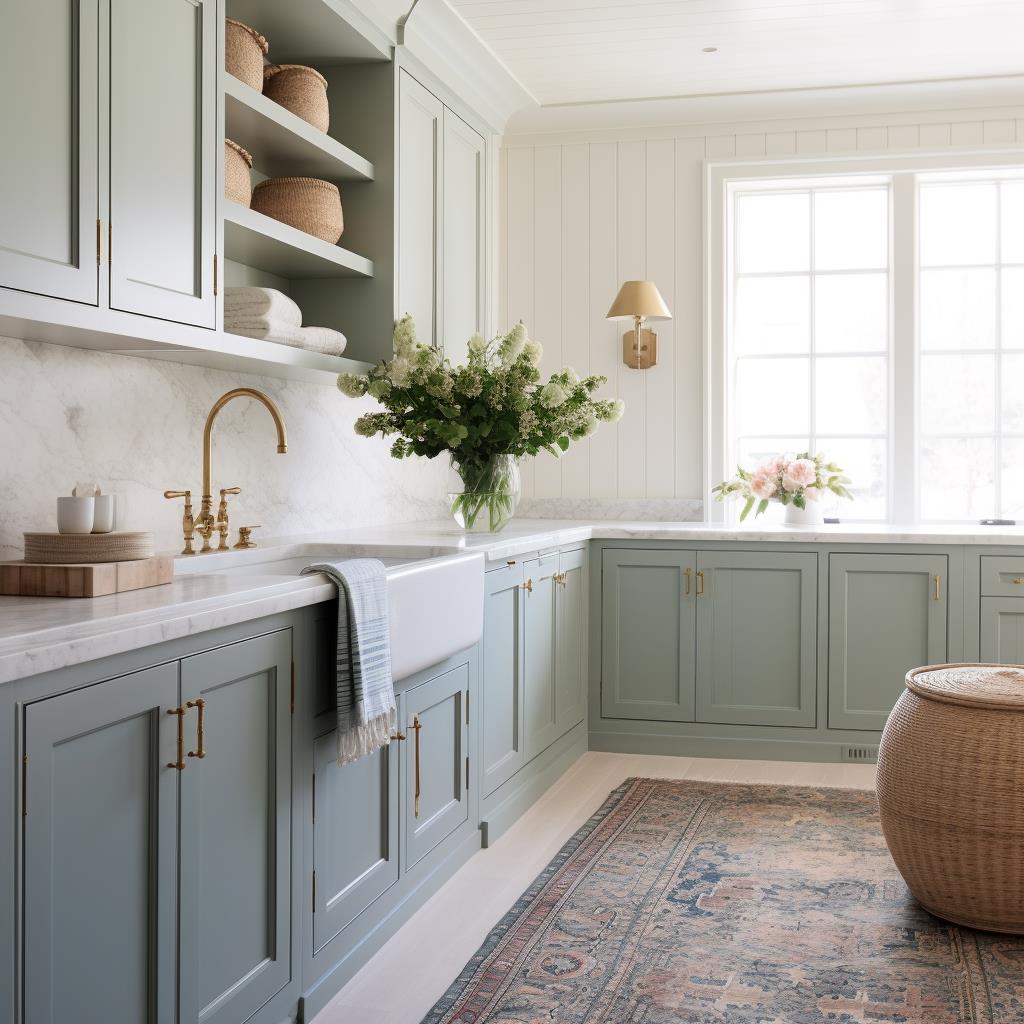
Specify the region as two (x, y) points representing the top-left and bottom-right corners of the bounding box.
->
(705, 148), (1024, 524)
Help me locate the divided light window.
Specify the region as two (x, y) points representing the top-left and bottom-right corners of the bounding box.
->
(723, 167), (1024, 523)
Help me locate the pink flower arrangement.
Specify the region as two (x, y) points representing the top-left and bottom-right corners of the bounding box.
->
(713, 452), (852, 521)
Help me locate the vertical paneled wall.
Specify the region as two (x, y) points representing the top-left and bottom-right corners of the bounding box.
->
(501, 109), (1024, 505)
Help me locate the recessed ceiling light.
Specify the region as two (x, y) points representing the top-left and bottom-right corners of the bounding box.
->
(702, 46), (718, 53)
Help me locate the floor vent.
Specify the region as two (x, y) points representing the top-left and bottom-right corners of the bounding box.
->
(842, 744), (879, 763)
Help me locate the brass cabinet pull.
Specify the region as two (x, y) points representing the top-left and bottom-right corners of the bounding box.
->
(167, 707), (186, 770)
(1012, 577), (1024, 585)
(696, 570), (705, 596)
(933, 575), (941, 601)
(506, 559), (516, 567)
(683, 567), (693, 595)
(553, 572), (566, 587)
(186, 698), (206, 759)
(411, 716), (422, 818)
(390, 731), (406, 742)
(522, 578), (533, 594)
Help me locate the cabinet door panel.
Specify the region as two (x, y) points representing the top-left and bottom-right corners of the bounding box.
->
(23, 663), (178, 1024)
(601, 549), (696, 722)
(0, 0), (98, 303)
(696, 551), (817, 727)
(179, 631), (292, 1024)
(524, 553), (559, 758)
(312, 728), (399, 953)
(828, 553), (947, 730)
(555, 548), (587, 736)
(405, 664), (469, 870)
(441, 108), (485, 362)
(481, 564), (525, 797)
(398, 70), (442, 346)
(981, 598), (1024, 663)
(109, 0), (215, 326)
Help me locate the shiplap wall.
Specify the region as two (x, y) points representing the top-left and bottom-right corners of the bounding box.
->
(500, 106), (1024, 504)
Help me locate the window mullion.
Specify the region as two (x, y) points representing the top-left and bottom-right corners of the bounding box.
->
(891, 172), (917, 522)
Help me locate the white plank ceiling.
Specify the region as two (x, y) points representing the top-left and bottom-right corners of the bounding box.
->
(448, 0), (1024, 106)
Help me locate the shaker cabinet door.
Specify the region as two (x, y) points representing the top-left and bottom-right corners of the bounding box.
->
(980, 598), (1024, 664)
(23, 663), (180, 1024)
(554, 547), (588, 737)
(0, 0), (99, 304)
(178, 631), (293, 1024)
(108, 0), (216, 327)
(523, 553), (560, 759)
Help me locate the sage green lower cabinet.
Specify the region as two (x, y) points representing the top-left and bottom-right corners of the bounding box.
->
(828, 553), (948, 730)
(178, 631), (293, 1024)
(981, 598), (1024, 663)
(601, 548), (696, 722)
(695, 551), (817, 727)
(312, 721), (400, 954)
(404, 664), (469, 872)
(481, 562), (525, 797)
(22, 663), (179, 1024)
(554, 548), (588, 735)
(523, 552), (560, 759)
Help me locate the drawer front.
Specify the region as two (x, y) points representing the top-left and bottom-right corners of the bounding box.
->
(981, 556), (1024, 597)
(485, 559), (525, 589)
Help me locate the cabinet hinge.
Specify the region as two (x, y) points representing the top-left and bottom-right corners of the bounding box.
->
(465, 755), (469, 791)
(290, 662), (295, 715)
(312, 870), (316, 913)
(213, 253), (218, 296)
(95, 219), (101, 266)
(21, 755), (27, 817)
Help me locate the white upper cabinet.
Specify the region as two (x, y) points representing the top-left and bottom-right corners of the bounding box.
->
(398, 69), (488, 360)
(441, 108), (485, 364)
(0, 0), (100, 305)
(109, 0), (216, 327)
(398, 70), (443, 347)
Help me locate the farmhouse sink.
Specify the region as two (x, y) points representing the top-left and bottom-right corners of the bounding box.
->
(176, 543), (484, 682)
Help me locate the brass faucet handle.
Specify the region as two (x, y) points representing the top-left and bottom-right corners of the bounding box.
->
(234, 525), (261, 549)
(216, 487), (240, 551)
(219, 486), (242, 498)
(164, 489), (196, 555)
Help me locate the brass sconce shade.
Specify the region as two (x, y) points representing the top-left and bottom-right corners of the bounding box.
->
(606, 280), (672, 369)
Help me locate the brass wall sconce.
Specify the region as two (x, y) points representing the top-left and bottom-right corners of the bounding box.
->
(606, 280), (672, 369)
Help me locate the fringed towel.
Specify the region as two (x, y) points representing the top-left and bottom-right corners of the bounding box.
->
(301, 559), (396, 764)
(223, 286), (302, 326)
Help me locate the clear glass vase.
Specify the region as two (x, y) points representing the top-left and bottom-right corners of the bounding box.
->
(448, 455), (521, 533)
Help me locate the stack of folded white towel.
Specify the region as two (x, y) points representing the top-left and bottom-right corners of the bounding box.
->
(224, 287), (348, 357)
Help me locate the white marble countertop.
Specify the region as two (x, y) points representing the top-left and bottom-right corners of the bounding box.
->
(3, 517), (1024, 685)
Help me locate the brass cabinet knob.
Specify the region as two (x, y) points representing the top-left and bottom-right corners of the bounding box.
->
(234, 525), (261, 549)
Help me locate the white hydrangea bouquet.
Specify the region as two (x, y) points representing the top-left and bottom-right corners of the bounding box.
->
(712, 452), (852, 523)
(338, 316), (624, 532)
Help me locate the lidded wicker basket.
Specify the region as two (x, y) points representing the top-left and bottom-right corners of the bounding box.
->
(263, 64), (329, 132)
(877, 662), (1024, 934)
(251, 177), (343, 243)
(225, 18), (268, 92)
(224, 139), (253, 206)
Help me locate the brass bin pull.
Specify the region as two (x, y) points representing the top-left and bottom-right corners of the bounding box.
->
(186, 698), (206, 759)
(522, 578), (533, 594)
(411, 716), (422, 818)
(1012, 577), (1024, 585)
(933, 575), (941, 601)
(684, 567), (693, 595)
(696, 570), (705, 596)
(167, 707), (186, 770)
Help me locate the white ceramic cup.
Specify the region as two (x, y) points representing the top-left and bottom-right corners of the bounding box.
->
(91, 494), (117, 534)
(57, 496), (95, 535)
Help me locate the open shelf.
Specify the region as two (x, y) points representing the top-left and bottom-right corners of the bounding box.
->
(226, 0), (391, 64)
(223, 201), (373, 279)
(224, 76), (374, 183)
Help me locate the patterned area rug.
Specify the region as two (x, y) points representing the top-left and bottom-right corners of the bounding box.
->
(422, 778), (1024, 1023)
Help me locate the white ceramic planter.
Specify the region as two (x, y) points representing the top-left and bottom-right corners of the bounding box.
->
(784, 500), (824, 526)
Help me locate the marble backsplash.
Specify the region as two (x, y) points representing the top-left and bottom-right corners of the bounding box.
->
(516, 497), (703, 521)
(0, 337), (450, 560)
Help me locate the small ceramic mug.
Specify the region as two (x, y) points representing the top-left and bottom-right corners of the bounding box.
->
(57, 496), (95, 535)
(92, 494), (117, 533)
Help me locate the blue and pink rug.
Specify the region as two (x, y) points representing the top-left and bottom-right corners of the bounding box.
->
(422, 778), (1024, 1023)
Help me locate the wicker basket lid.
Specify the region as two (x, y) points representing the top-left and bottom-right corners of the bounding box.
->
(906, 662), (1024, 710)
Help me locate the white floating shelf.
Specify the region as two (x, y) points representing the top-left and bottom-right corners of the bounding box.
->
(223, 201), (373, 279)
(224, 76), (374, 183)
(0, 289), (369, 385)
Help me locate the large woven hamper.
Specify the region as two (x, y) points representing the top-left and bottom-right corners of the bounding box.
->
(877, 662), (1024, 933)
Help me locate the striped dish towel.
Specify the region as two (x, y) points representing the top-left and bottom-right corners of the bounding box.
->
(301, 559), (396, 764)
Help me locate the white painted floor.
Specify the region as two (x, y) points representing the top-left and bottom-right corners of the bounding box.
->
(313, 752), (877, 1024)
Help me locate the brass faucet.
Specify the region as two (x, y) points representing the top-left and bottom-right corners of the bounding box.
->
(165, 388), (287, 554)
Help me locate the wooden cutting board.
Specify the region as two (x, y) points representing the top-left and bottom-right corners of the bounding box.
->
(0, 555), (174, 598)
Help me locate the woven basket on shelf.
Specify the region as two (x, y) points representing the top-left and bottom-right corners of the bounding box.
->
(224, 139), (253, 206)
(251, 177), (343, 243)
(263, 63), (329, 132)
(225, 18), (268, 91)
(877, 662), (1024, 934)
